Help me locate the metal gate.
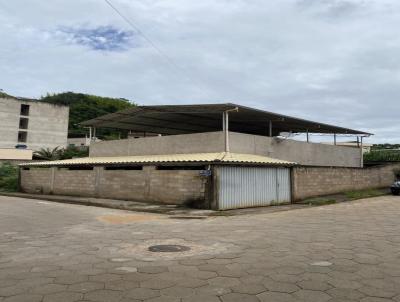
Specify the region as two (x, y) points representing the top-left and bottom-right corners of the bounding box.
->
(217, 166), (291, 210)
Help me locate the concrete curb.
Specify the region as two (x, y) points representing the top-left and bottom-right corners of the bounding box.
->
(0, 192), (209, 216)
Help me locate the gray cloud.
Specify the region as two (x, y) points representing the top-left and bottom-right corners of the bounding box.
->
(0, 0), (399, 143)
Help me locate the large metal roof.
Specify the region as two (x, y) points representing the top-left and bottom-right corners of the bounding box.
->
(80, 103), (371, 136)
(19, 152), (295, 167)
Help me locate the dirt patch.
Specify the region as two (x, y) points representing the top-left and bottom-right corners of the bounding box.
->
(97, 214), (162, 224)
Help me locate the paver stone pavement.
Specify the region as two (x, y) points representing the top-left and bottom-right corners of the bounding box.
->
(1, 195), (400, 301)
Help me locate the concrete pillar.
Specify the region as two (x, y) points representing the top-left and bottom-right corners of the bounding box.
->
(223, 111), (229, 152)
(360, 136), (364, 168)
(94, 166), (103, 197)
(143, 165), (155, 201)
(17, 167), (22, 192)
(50, 167), (56, 194)
(269, 120), (273, 137)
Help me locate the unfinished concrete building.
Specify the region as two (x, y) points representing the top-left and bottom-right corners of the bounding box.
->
(20, 104), (374, 210)
(0, 95), (69, 161)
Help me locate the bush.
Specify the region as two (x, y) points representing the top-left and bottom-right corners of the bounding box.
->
(364, 150), (400, 163)
(0, 162), (18, 192)
(59, 146), (89, 160)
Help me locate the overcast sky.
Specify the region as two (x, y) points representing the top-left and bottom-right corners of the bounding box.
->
(1, 0), (399, 143)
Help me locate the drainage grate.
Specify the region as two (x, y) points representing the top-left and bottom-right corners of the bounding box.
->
(148, 244), (191, 253)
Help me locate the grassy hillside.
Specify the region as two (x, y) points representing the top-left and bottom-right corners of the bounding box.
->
(41, 92), (135, 139)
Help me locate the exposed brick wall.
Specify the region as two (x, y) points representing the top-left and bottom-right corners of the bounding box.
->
(20, 166), (207, 206)
(98, 169), (147, 201)
(20, 168), (53, 194)
(292, 164), (400, 200)
(53, 169), (97, 197)
(149, 170), (206, 205)
(23, 164), (400, 206)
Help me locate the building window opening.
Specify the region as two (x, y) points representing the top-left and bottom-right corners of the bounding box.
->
(19, 118), (29, 129)
(17, 131), (27, 143)
(105, 166), (143, 170)
(66, 166), (94, 170)
(20, 104), (30, 116)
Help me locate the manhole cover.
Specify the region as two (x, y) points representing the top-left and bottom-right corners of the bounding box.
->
(148, 244), (191, 253)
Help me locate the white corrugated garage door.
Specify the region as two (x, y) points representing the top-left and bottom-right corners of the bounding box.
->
(217, 166), (291, 210)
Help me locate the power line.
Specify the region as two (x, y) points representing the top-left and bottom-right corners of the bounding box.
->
(103, 0), (211, 97)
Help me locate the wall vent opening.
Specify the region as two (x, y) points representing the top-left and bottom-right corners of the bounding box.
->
(105, 166), (143, 170)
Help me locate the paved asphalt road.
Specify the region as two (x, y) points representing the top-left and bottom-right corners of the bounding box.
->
(1, 195), (400, 302)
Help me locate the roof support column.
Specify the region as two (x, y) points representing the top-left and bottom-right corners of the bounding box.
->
(360, 136), (364, 168)
(269, 120), (273, 137)
(222, 112), (226, 132)
(334, 133), (337, 145)
(306, 130), (309, 143)
(88, 127), (92, 141)
(223, 111), (230, 152)
(222, 107), (238, 153)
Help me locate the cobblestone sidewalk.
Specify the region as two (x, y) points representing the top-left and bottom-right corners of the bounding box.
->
(1, 195), (400, 302)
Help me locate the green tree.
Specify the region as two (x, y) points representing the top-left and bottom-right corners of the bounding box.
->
(40, 92), (135, 138)
(33, 146), (89, 160)
(33, 147), (62, 160)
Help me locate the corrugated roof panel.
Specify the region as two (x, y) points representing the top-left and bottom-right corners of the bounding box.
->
(80, 103), (372, 135)
(19, 152), (296, 167)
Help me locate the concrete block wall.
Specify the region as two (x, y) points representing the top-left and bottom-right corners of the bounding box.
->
(20, 166), (207, 206)
(90, 132), (225, 157)
(98, 169), (147, 201)
(53, 169), (97, 197)
(292, 163), (400, 200)
(149, 170), (206, 205)
(228, 132), (362, 168)
(90, 131), (362, 168)
(19, 168), (53, 194)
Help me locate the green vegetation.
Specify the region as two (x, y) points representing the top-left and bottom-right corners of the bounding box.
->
(301, 197), (337, 206)
(34, 146), (89, 160)
(371, 144), (400, 150)
(59, 146), (89, 160)
(40, 92), (135, 138)
(0, 91), (17, 99)
(0, 162), (18, 192)
(33, 147), (63, 161)
(301, 188), (388, 206)
(344, 189), (386, 200)
(364, 150), (400, 163)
